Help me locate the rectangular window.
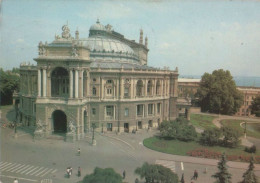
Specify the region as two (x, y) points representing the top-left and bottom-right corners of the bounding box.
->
(106, 106), (114, 117)
(92, 108), (96, 115)
(157, 103), (161, 114)
(124, 87), (129, 97)
(137, 104), (144, 116)
(93, 87), (96, 96)
(124, 108), (129, 117)
(107, 88), (112, 95)
(148, 104), (154, 115)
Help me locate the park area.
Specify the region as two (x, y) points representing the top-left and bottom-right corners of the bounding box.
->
(144, 113), (260, 163)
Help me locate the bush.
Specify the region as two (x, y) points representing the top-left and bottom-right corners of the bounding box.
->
(221, 127), (240, 148)
(159, 117), (197, 142)
(245, 145), (256, 153)
(200, 128), (221, 146)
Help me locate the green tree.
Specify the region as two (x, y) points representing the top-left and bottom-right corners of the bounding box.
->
(212, 152), (232, 183)
(82, 167), (123, 183)
(250, 96), (260, 117)
(197, 69), (243, 115)
(135, 162), (179, 183)
(240, 156), (258, 183)
(221, 127), (240, 148)
(159, 117), (197, 142)
(199, 128), (221, 146)
(0, 68), (20, 105)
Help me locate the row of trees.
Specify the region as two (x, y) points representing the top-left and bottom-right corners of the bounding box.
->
(0, 68), (20, 105)
(81, 155), (258, 183)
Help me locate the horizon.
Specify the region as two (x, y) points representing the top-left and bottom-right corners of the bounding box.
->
(1, 0), (260, 77)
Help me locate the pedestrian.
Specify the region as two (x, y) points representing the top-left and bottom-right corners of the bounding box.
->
(194, 170), (198, 180)
(14, 178), (18, 183)
(78, 166), (81, 177)
(67, 167), (70, 178)
(135, 178), (139, 183)
(78, 148), (81, 156)
(70, 167), (73, 175)
(123, 170), (126, 179)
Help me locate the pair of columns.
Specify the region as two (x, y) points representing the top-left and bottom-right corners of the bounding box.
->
(69, 70), (79, 98)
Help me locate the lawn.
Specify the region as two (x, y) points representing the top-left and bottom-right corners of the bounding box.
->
(143, 136), (260, 161)
(221, 119), (260, 139)
(190, 114), (217, 130)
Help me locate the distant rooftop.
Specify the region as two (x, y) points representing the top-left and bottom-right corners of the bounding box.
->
(178, 78), (201, 83)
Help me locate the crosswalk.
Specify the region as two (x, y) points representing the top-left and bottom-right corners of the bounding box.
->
(0, 162), (57, 178)
(155, 159), (176, 172)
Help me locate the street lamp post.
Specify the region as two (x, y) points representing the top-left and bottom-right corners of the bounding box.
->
(91, 123), (97, 145)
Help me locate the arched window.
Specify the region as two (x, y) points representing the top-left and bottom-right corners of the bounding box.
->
(147, 80), (153, 96)
(51, 67), (69, 97)
(136, 80), (144, 97)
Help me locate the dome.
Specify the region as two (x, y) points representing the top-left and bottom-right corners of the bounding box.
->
(89, 19), (106, 31)
(81, 36), (135, 54)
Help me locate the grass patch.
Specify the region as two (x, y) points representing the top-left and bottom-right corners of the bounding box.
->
(143, 136), (260, 157)
(221, 119), (260, 139)
(190, 114), (217, 130)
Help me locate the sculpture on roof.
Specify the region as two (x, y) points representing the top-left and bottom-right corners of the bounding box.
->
(38, 41), (46, 55)
(71, 44), (79, 57)
(62, 24), (71, 39)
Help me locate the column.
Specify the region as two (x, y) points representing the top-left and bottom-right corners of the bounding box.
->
(114, 105), (116, 120)
(144, 79), (147, 97)
(43, 69), (47, 97)
(131, 78), (134, 99)
(38, 69), (41, 97)
(75, 70), (79, 98)
(69, 70), (73, 98)
(153, 79), (156, 96)
(120, 78), (124, 99)
(80, 70), (83, 98)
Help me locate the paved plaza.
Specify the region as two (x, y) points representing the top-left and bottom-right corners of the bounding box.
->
(1, 108), (260, 183)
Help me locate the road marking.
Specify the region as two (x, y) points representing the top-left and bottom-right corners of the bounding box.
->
(30, 167), (44, 176)
(13, 164), (27, 173)
(5, 164), (21, 171)
(20, 165), (35, 174)
(1, 163), (17, 171)
(0, 162), (11, 168)
(25, 166), (39, 175)
(16, 165), (31, 173)
(35, 168), (49, 176)
(40, 169), (54, 177)
(51, 169), (57, 174)
(0, 162), (12, 169)
(155, 160), (176, 172)
(0, 174), (37, 182)
(10, 164), (26, 172)
(181, 162), (184, 171)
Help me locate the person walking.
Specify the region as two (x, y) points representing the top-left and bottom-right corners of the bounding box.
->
(78, 166), (81, 177)
(78, 148), (81, 156)
(194, 170), (198, 180)
(67, 167), (70, 178)
(70, 167), (73, 175)
(14, 178), (18, 183)
(122, 170), (126, 179)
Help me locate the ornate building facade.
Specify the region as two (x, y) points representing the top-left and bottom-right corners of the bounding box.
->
(17, 20), (190, 141)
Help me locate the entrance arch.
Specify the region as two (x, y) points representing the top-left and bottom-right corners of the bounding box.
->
(52, 110), (67, 133)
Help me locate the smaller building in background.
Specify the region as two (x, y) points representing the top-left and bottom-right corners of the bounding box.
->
(178, 78), (200, 98)
(236, 87), (260, 116)
(177, 78), (260, 116)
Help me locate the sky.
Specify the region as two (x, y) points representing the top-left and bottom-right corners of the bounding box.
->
(0, 0), (260, 77)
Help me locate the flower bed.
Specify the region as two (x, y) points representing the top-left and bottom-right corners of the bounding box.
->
(187, 148), (260, 163)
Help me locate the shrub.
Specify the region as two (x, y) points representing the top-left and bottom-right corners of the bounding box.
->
(199, 128), (221, 146)
(159, 117), (197, 142)
(244, 145), (256, 153)
(221, 127), (240, 148)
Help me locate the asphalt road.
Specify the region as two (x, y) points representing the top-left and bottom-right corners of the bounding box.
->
(1, 127), (260, 183)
